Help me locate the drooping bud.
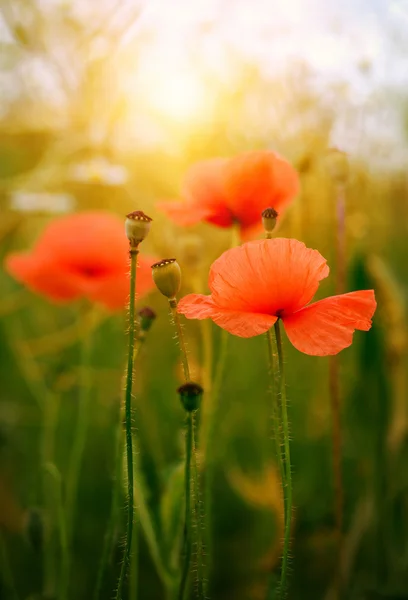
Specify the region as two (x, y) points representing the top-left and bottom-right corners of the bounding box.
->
(138, 306), (157, 333)
(325, 148), (349, 185)
(125, 211), (152, 247)
(151, 258), (181, 300)
(177, 382), (203, 412)
(262, 207), (278, 236)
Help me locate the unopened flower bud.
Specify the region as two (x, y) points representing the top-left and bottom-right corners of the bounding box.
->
(325, 148), (349, 185)
(138, 306), (156, 332)
(177, 382), (203, 412)
(151, 258), (181, 300)
(262, 207), (278, 236)
(125, 211), (152, 247)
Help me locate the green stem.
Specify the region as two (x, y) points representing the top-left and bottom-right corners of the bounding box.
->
(169, 299), (190, 381)
(179, 413), (193, 600)
(45, 463), (69, 600)
(64, 310), (93, 600)
(191, 412), (205, 599)
(116, 247), (139, 600)
(41, 390), (61, 597)
(274, 320), (292, 599)
(266, 330), (286, 517)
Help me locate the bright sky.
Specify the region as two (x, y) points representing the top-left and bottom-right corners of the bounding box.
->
(1, 0), (408, 165)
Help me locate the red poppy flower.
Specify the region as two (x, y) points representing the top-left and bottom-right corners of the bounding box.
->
(5, 212), (155, 311)
(178, 238), (376, 356)
(157, 150), (299, 238)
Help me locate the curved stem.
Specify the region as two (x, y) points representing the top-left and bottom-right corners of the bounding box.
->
(266, 330), (286, 517)
(179, 413), (193, 600)
(274, 320), (292, 599)
(116, 248), (139, 600)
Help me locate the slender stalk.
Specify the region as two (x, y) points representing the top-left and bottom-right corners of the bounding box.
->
(170, 300), (205, 599)
(41, 390), (61, 597)
(169, 300), (190, 382)
(116, 247), (139, 600)
(274, 320), (292, 599)
(45, 463), (69, 600)
(179, 412), (193, 600)
(266, 330), (286, 517)
(191, 413), (205, 599)
(64, 309), (93, 600)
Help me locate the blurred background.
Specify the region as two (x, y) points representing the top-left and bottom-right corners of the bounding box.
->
(0, 1), (407, 599)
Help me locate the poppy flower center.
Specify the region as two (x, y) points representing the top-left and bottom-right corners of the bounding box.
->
(74, 263), (110, 279)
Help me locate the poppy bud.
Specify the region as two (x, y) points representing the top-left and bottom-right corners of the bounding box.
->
(125, 211), (152, 247)
(151, 258), (181, 300)
(262, 207), (278, 236)
(138, 306), (157, 332)
(177, 382), (203, 412)
(325, 148), (349, 185)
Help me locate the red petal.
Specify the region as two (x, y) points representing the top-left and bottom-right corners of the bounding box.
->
(5, 253), (82, 302)
(85, 254), (156, 311)
(282, 290), (377, 356)
(178, 293), (277, 337)
(156, 200), (213, 226)
(223, 150), (299, 229)
(208, 238), (329, 315)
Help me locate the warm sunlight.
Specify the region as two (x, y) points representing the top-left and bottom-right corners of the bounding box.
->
(138, 64), (210, 123)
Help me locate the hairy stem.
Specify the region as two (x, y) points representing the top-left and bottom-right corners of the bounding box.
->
(266, 329), (286, 517)
(116, 247), (139, 600)
(274, 320), (292, 599)
(179, 413), (193, 600)
(169, 299), (191, 382)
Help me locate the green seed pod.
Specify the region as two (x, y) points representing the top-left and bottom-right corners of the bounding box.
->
(151, 258), (181, 300)
(177, 382), (203, 412)
(262, 207), (278, 235)
(125, 211), (152, 247)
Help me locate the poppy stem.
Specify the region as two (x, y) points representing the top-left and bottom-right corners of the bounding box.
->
(116, 247), (139, 600)
(170, 302), (205, 599)
(179, 412), (193, 600)
(274, 320), (292, 599)
(169, 299), (191, 381)
(266, 329), (286, 517)
(94, 332), (148, 600)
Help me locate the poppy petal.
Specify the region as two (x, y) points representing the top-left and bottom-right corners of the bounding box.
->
(282, 290), (377, 356)
(223, 150), (299, 229)
(178, 293), (277, 337)
(85, 255), (156, 310)
(156, 200), (213, 226)
(208, 238), (329, 315)
(5, 253), (82, 302)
